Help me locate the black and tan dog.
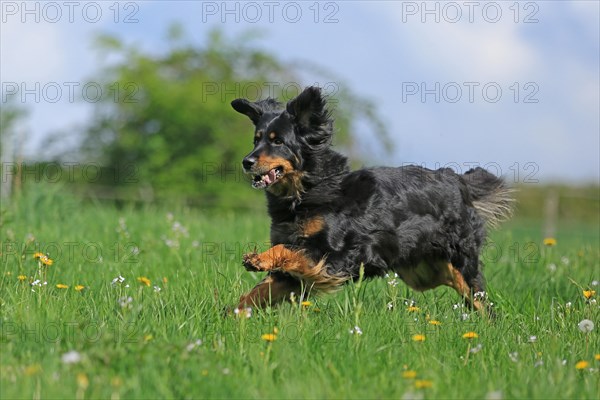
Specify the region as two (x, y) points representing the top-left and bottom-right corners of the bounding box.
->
(231, 86), (513, 312)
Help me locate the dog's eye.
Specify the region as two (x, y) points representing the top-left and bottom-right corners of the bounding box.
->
(272, 138), (283, 145)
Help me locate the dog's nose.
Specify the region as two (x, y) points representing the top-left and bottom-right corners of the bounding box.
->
(242, 156), (256, 171)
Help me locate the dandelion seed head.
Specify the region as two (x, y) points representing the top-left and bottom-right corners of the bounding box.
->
(469, 343), (483, 354)
(578, 319), (594, 333)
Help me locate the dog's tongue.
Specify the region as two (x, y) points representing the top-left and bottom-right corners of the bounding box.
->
(264, 169), (277, 185)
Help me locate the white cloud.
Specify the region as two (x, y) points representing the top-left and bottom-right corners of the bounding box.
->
(383, 5), (540, 81)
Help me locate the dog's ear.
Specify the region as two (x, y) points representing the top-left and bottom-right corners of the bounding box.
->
(286, 86), (328, 129)
(231, 99), (262, 125)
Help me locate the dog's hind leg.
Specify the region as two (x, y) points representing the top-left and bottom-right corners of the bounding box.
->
(237, 272), (301, 309)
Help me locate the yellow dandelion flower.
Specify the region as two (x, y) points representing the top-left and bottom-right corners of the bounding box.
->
(137, 276), (151, 287)
(415, 380), (433, 389)
(76, 373), (89, 389)
(407, 306), (420, 312)
(583, 290), (596, 299)
(301, 301), (313, 307)
(543, 237), (556, 246)
(111, 377), (123, 388)
(594, 354), (600, 361)
(24, 364), (41, 376)
(261, 333), (277, 342)
(575, 360), (589, 370)
(56, 284), (68, 289)
(463, 332), (479, 339)
(33, 252), (53, 266)
(402, 370), (417, 379)
(429, 320), (442, 326)
(75, 285), (85, 291)
(412, 334), (426, 342)
(18, 275), (27, 281)
(163, 277), (168, 284)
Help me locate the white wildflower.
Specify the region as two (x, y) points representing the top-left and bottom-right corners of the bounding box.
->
(349, 326), (363, 335)
(186, 339), (203, 352)
(61, 350), (82, 365)
(474, 291), (487, 300)
(119, 296), (133, 309)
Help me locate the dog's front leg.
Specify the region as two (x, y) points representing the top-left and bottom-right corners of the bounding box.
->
(237, 272), (301, 309)
(242, 244), (348, 292)
(242, 244), (297, 272)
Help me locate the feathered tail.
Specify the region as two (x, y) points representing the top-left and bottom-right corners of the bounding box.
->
(463, 167), (515, 228)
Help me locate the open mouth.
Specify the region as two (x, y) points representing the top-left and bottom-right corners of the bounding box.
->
(252, 167), (284, 189)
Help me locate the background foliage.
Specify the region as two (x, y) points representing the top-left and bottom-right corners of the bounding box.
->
(51, 28), (387, 207)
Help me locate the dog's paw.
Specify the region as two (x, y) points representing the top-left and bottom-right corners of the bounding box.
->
(242, 252), (264, 271)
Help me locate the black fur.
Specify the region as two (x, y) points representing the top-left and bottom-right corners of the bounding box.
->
(232, 86), (513, 310)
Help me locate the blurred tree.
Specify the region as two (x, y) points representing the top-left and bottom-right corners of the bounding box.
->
(77, 26), (389, 208)
(0, 101), (28, 199)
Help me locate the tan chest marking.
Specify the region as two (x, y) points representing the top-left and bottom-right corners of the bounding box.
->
(299, 216), (325, 238)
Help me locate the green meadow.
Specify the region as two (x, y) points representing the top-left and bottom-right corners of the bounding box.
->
(1, 185), (598, 399)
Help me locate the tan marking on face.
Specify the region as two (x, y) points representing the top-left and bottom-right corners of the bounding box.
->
(255, 155), (293, 174)
(269, 132), (276, 140)
(255, 130), (263, 139)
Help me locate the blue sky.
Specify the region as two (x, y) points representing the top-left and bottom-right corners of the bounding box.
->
(2, 1), (599, 183)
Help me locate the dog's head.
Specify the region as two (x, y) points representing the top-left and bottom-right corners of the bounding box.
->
(231, 86), (333, 197)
